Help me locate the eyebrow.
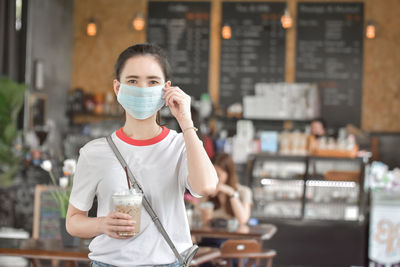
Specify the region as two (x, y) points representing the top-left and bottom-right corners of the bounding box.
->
(125, 75), (162, 80)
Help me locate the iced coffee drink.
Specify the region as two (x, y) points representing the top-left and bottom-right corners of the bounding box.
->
(112, 190), (142, 236)
(199, 201), (214, 225)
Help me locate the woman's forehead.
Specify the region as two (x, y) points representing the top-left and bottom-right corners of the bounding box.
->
(121, 55), (164, 79)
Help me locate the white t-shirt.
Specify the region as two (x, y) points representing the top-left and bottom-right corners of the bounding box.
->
(69, 127), (198, 266)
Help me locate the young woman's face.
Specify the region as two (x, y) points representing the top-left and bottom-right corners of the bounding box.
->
(214, 165), (228, 185)
(114, 55), (165, 94)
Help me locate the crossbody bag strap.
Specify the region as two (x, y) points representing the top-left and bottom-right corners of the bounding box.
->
(106, 136), (184, 265)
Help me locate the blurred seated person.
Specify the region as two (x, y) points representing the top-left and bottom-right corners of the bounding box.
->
(209, 152), (253, 224)
(198, 152), (253, 249)
(198, 153), (253, 267)
(310, 118), (326, 138)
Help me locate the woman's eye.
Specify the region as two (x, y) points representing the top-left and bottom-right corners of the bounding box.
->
(128, 80), (137, 84)
(149, 80), (159, 85)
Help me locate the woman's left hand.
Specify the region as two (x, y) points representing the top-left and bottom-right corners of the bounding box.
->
(163, 81), (192, 129)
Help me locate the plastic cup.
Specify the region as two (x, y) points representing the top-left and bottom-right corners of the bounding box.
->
(199, 201), (214, 225)
(112, 190), (142, 236)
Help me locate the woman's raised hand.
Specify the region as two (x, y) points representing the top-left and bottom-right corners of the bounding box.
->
(163, 81), (192, 129)
(99, 212), (136, 239)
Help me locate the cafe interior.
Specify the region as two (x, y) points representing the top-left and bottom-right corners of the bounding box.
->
(1, 0), (400, 266)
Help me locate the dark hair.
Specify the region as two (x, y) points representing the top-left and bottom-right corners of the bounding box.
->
(209, 152), (239, 217)
(114, 43), (171, 81)
(114, 43), (171, 125)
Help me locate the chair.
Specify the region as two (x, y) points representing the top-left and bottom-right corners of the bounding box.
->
(190, 246), (221, 266)
(218, 239), (276, 267)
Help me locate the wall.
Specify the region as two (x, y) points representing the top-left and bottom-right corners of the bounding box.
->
(71, 0), (400, 133)
(25, 0), (74, 135)
(362, 0), (400, 132)
(71, 0), (146, 93)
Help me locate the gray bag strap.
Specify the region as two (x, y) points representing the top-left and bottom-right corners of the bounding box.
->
(106, 135), (185, 265)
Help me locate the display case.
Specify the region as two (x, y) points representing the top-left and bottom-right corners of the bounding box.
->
(248, 153), (369, 267)
(251, 156), (307, 219)
(305, 156), (365, 221)
(249, 154), (366, 221)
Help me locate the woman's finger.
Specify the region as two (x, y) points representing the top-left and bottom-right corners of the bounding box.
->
(110, 212), (131, 220)
(165, 91), (184, 103)
(109, 218), (135, 226)
(163, 87), (190, 107)
(108, 232), (120, 239)
(111, 225), (135, 232)
(167, 93), (185, 108)
(163, 85), (185, 95)
(166, 89), (188, 102)
(163, 88), (180, 106)
(163, 88), (182, 100)
(165, 90), (182, 103)
(163, 90), (177, 104)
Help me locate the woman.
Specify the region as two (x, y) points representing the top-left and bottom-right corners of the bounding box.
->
(208, 152), (252, 225)
(66, 43), (218, 266)
(198, 152), (253, 260)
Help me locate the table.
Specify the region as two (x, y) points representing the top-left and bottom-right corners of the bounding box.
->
(190, 223), (277, 243)
(0, 238), (89, 267)
(0, 238), (220, 267)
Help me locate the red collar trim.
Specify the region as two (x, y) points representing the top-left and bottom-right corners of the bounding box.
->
(116, 126), (170, 146)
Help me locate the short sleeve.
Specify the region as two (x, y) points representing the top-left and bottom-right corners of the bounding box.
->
(239, 185), (253, 205)
(69, 149), (97, 211)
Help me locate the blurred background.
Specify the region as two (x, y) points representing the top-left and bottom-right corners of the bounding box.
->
(1, 0), (399, 266)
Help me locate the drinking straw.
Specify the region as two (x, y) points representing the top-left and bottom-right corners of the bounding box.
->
(124, 167), (131, 190)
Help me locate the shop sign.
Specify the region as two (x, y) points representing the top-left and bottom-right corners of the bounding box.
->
(369, 203), (400, 264)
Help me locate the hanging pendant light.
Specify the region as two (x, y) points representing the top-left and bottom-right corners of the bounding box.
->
(86, 18), (98, 37)
(281, 9), (293, 29)
(132, 12), (145, 31)
(366, 20), (376, 39)
(222, 24), (232, 40)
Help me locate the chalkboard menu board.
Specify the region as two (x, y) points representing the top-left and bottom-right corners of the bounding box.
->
(219, 2), (286, 110)
(33, 185), (61, 239)
(296, 3), (363, 128)
(147, 1), (210, 99)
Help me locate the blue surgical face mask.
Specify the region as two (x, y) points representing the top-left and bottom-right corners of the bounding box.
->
(117, 83), (165, 120)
